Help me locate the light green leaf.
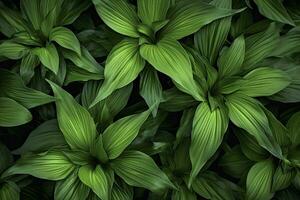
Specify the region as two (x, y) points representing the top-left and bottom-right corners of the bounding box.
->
(225, 93), (282, 158)
(140, 38), (203, 101)
(0, 97), (32, 127)
(243, 23), (280, 71)
(246, 159), (275, 200)
(218, 35), (245, 77)
(0, 182), (19, 200)
(189, 102), (228, 185)
(111, 150), (174, 193)
(91, 38), (145, 106)
(55, 170), (90, 200)
(90, 135), (109, 163)
(0, 69), (54, 108)
(50, 27), (81, 55)
(3, 151), (75, 181)
(139, 66), (163, 117)
(33, 44), (59, 74)
(194, 0), (232, 65)
(238, 67), (291, 97)
(92, 0), (139, 37)
(0, 41), (28, 59)
(160, 0), (241, 40)
(12, 119), (67, 154)
(47, 80), (97, 151)
(287, 112), (300, 147)
(137, 0), (170, 25)
(102, 109), (151, 159)
(78, 165), (111, 200)
(254, 0), (295, 26)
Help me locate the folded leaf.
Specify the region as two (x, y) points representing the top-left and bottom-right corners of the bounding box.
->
(0, 182), (19, 200)
(3, 151), (75, 181)
(20, 52), (40, 84)
(91, 38), (145, 106)
(225, 93), (282, 158)
(172, 185), (197, 200)
(0, 97), (32, 127)
(140, 38), (203, 101)
(92, 0), (139, 37)
(246, 159), (275, 200)
(102, 109), (151, 159)
(78, 165), (111, 200)
(137, 0), (170, 25)
(0, 69), (54, 108)
(13, 119), (67, 154)
(254, 0), (295, 26)
(0, 6), (28, 33)
(111, 150), (174, 193)
(58, 0), (90, 25)
(0, 41), (28, 59)
(238, 67), (291, 97)
(48, 80), (97, 151)
(50, 27), (81, 55)
(272, 166), (295, 192)
(218, 35), (245, 77)
(139, 67), (163, 117)
(287, 112), (300, 147)
(160, 0), (241, 40)
(33, 44), (59, 74)
(194, 0), (232, 65)
(189, 102), (228, 185)
(20, 0), (41, 30)
(111, 181), (133, 200)
(55, 170), (90, 200)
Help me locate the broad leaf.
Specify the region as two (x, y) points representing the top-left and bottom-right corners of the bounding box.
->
(78, 165), (111, 200)
(55, 170), (90, 200)
(91, 38), (145, 106)
(254, 0), (295, 26)
(172, 185), (197, 200)
(20, 52), (40, 84)
(111, 150), (174, 193)
(0, 41), (28, 59)
(218, 35), (245, 77)
(0, 182), (19, 200)
(272, 166), (295, 192)
(58, 0), (90, 25)
(33, 44), (59, 74)
(246, 159), (275, 200)
(102, 109), (151, 159)
(50, 27), (81, 55)
(287, 112), (300, 147)
(189, 102), (228, 185)
(140, 38), (203, 101)
(111, 181), (133, 200)
(225, 93), (282, 158)
(137, 0), (170, 25)
(238, 67), (291, 97)
(20, 0), (41, 30)
(0, 97), (32, 127)
(48, 80), (97, 151)
(92, 0), (139, 37)
(3, 151), (75, 181)
(160, 0), (241, 40)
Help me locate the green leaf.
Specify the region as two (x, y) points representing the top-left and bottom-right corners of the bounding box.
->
(189, 102), (228, 185)
(20, 0), (41, 30)
(253, 0), (295, 26)
(287, 112), (300, 147)
(78, 165), (111, 200)
(0, 69), (54, 108)
(47, 80), (97, 151)
(0, 6), (28, 33)
(0, 143), (13, 174)
(139, 66), (163, 117)
(91, 39), (145, 106)
(90, 135), (109, 163)
(246, 159), (275, 200)
(243, 23), (280, 71)
(111, 150), (174, 193)
(63, 47), (104, 74)
(92, 0), (139, 37)
(137, 0), (170, 25)
(140, 38), (203, 101)
(160, 0), (241, 40)
(0, 182), (19, 200)
(50, 27), (81, 55)
(20, 52), (40, 84)
(172, 185), (197, 200)
(238, 67), (291, 97)
(33, 44), (59, 74)
(194, 0), (232, 65)
(58, 0), (90, 25)
(102, 109), (151, 159)
(0, 97), (32, 127)
(111, 181), (133, 200)
(0, 41), (28, 59)
(272, 166), (295, 192)
(225, 93), (282, 158)
(12, 119), (67, 154)
(3, 151), (75, 181)
(55, 170), (90, 200)
(218, 35), (245, 77)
